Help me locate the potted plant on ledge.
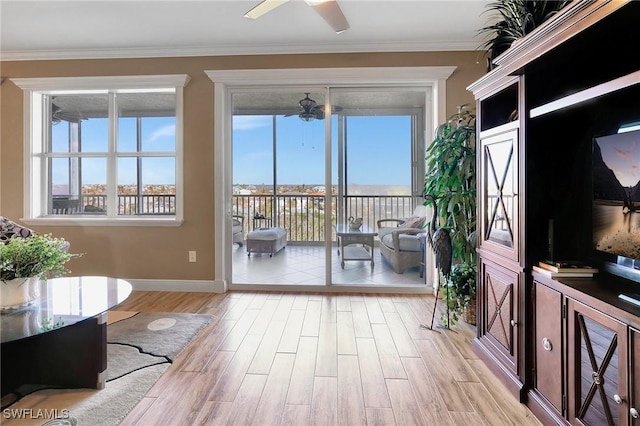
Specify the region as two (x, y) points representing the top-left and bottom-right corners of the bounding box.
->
(0, 234), (81, 310)
(424, 105), (477, 326)
(443, 262), (478, 325)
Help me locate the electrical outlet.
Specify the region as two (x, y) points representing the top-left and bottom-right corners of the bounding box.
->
(188, 251), (197, 263)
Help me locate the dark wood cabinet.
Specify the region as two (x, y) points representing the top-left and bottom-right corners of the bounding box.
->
(532, 281), (564, 418)
(631, 328), (640, 423)
(468, 1), (640, 424)
(567, 298), (626, 426)
(476, 256), (523, 395)
(478, 122), (519, 262)
(532, 276), (640, 426)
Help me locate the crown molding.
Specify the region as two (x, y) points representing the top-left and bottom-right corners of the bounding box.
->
(205, 66), (457, 87)
(0, 40), (481, 62)
(11, 74), (191, 91)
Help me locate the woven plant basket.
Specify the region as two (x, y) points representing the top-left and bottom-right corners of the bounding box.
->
(463, 299), (477, 325)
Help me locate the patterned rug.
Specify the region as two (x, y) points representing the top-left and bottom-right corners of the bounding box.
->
(2, 312), (212, 426)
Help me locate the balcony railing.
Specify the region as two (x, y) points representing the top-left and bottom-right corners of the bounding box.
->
(52, 194), (176, 215)
(232, 194), (417, 242)
(56, 194), (419, 241)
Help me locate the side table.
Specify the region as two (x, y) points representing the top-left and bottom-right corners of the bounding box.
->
(334, 224), (378, 269)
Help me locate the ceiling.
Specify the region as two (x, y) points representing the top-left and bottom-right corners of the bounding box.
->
(0, 0), (496, 61)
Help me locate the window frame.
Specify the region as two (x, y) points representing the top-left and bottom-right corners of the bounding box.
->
(12, 75), (189, 227)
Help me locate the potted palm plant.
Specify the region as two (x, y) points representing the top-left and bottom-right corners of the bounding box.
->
(0, 234), (81, 310)
(424, 105), (477, 325)
(479, 0), (571, 70)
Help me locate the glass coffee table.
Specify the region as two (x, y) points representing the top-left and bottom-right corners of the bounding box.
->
(334, 223), (378, 269)
(1, 276), (132, 403)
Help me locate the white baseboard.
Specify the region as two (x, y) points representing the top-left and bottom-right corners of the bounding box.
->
(228, 283), (434, 294)
(124, 279), (434, 295)
(126, 279), (227, 293)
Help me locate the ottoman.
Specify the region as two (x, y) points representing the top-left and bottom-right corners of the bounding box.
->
(246, 227), (287, 257)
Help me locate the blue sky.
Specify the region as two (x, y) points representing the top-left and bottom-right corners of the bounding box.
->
(52, 112), (414, 190)
(233, 114), (412, 187)
(51, 117), (176, 187)
(597, 128), (640, 187)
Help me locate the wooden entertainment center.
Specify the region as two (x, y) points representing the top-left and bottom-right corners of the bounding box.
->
(467, 1), (640, 425)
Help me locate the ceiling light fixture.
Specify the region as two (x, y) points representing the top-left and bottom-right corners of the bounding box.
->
(298, 93), (317, 121)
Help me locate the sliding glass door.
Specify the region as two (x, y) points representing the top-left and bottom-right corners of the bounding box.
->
(231, 89), (327, 285)
(330, 89), (427, 285)
(229, 87), (429, 287)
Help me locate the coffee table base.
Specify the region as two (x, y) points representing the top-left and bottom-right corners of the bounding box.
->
(1, 312), (107, 403)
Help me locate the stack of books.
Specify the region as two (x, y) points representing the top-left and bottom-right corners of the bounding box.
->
(532, 260), (598, 278)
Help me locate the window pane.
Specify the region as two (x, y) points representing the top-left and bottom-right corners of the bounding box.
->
(118, 117), (137, 152)
(49, 157), (107, 214)
(142, 117), (176, 152)
(117, 158), (138, 215)
(81, 158), (107, 214)
(117, 157), (176, 215)
(51, 158), (71, 197)
(117, 92), (176, 152)
(50, 94), (108, 153)
(345, 115), (412, 195)
(232, 114), (275, 188)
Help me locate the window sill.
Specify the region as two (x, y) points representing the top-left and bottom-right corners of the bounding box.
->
(21, 216), (183, 227)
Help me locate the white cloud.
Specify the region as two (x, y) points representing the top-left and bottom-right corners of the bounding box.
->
(148, 124), (175, 144)
(233, 116), (271, 130)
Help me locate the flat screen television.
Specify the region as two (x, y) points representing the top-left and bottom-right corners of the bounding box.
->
(592, 126), (640, 284)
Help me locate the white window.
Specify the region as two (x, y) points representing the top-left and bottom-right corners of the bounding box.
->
(12, 75), (189, 226)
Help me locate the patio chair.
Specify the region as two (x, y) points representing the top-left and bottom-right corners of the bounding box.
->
(52, 197), (81, 215)
(232, 215), (244, 247)
(377, 205), (428, 274)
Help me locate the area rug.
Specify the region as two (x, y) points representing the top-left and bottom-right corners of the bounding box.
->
(1, 312), (212, 426)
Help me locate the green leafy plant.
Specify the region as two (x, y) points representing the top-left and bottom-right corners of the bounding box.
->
(442, 262), (478, 325)
(0, 234), (82, 281)
(424, 106), (476, 265)
(479, 0), (571, 67)
(41, 316), (65, 332)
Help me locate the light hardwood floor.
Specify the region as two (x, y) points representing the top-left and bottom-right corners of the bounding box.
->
(112, 291), (541, 426)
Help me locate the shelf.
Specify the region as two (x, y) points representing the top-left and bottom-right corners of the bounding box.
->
(530, 70), (640, 118)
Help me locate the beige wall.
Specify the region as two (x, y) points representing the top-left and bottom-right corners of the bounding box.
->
(0, 51), (485, 281)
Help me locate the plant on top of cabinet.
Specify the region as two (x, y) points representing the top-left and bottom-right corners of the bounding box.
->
(479, 0), (571, 69)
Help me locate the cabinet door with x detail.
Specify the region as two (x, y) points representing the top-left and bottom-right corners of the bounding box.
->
(478, 123), (519, 261)
(479, 258), (521, 377)
(567, 298), (627, 426)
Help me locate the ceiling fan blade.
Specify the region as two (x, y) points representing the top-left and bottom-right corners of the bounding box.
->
(308, 0), (349, 33)
(244, 0), (290, 19)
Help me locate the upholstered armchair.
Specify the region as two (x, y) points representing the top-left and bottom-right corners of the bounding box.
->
(232, 214), (245, 247)
(377, 205), (427, 274)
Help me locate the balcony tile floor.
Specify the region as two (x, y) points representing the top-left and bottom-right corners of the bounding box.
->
(232, 243), (425, 286)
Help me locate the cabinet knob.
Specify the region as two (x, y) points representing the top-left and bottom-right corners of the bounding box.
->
(542, 337), (552, 351)
(510, 320), (518, 327)
(614, 394), (624, 405)
(631, 408), (639, 419)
